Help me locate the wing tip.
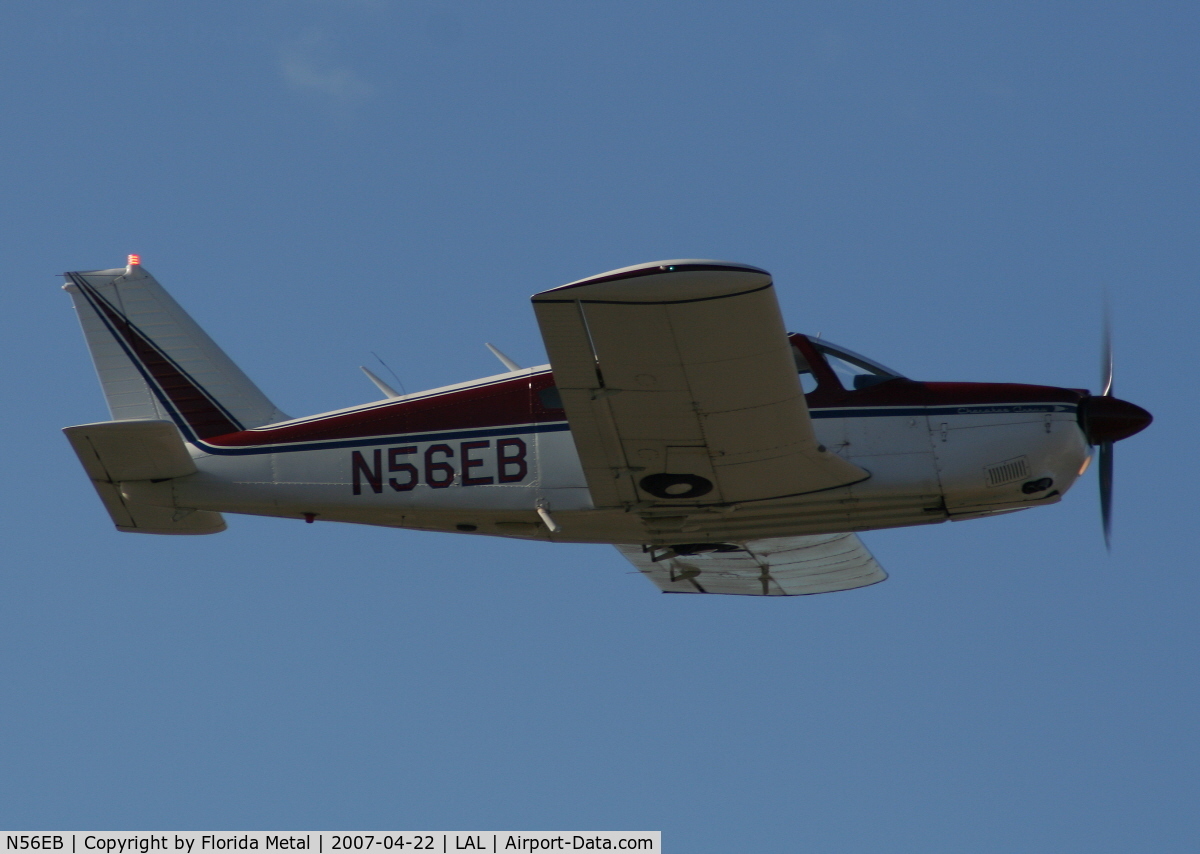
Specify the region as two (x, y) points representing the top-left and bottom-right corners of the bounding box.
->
(534, 259), (772, 303)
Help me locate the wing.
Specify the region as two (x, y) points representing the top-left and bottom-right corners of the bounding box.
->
(616, 534), (887, 596)
(532, 260), (868, 509)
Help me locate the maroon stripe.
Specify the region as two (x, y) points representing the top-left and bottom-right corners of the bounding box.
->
(921, 381), (1084, 407)
(803, 378), (1084, 409)
(76, 277), (241, 438)
(206, 372), (565, 447)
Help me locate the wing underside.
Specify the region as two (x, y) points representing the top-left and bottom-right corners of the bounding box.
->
(617, 533), (887, 596)
(532, 261), (867, 510)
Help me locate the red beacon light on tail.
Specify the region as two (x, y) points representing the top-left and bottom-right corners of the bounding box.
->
(127, 254), (141, 268)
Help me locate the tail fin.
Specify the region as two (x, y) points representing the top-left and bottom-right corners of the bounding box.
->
(64, 260), (289, 441)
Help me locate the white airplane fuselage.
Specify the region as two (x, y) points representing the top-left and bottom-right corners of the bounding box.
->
(123, 346), (1094, 546)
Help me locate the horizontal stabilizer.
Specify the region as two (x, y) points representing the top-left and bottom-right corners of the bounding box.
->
(65, 420), (197, 482)
(63, 420), (225, 535)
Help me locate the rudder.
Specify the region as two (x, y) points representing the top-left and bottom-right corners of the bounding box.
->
(64, 258), (289, 441)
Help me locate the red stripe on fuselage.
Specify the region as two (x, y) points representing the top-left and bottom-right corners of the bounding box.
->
(804, 377), (1085, 409)
(205, 372), (565, 447)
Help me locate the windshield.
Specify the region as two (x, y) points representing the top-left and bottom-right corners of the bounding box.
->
(811, 339), (904, 390)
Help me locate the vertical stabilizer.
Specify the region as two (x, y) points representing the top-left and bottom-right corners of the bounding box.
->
(64, 261), (289, 440)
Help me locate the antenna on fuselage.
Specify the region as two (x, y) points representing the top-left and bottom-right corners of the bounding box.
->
(369, 351), (407, 394)
(360, 365), (401, 399)
(485, 343), (521, 372)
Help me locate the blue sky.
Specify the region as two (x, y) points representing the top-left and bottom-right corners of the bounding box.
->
(2, 2), (1196, 850)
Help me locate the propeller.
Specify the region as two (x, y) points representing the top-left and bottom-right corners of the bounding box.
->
(1098, 303), (1114, 548)
(1076, 303), (1151, 550)
(1098, 436), (1114, 549)
(1100, 302), (1113, 397)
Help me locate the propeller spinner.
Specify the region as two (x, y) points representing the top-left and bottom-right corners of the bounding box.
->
(1075, 311), (1152, 548)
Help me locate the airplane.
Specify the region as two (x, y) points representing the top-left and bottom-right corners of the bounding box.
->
(61, 256), (1152, 596)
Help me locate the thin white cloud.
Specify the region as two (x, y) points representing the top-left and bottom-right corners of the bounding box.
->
(279, 29), (372, 105)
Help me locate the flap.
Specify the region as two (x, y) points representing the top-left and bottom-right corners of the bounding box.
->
(532, 261), (868, 508)
(617, 533), (887, 596)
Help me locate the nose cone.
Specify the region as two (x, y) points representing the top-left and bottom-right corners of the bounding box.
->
(1078, 395), (1153, 444)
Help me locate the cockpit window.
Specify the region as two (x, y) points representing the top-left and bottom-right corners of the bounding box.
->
(812, 340), (903, 391)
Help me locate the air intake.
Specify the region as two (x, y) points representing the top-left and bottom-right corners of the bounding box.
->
(986, 456), (1030, 487)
